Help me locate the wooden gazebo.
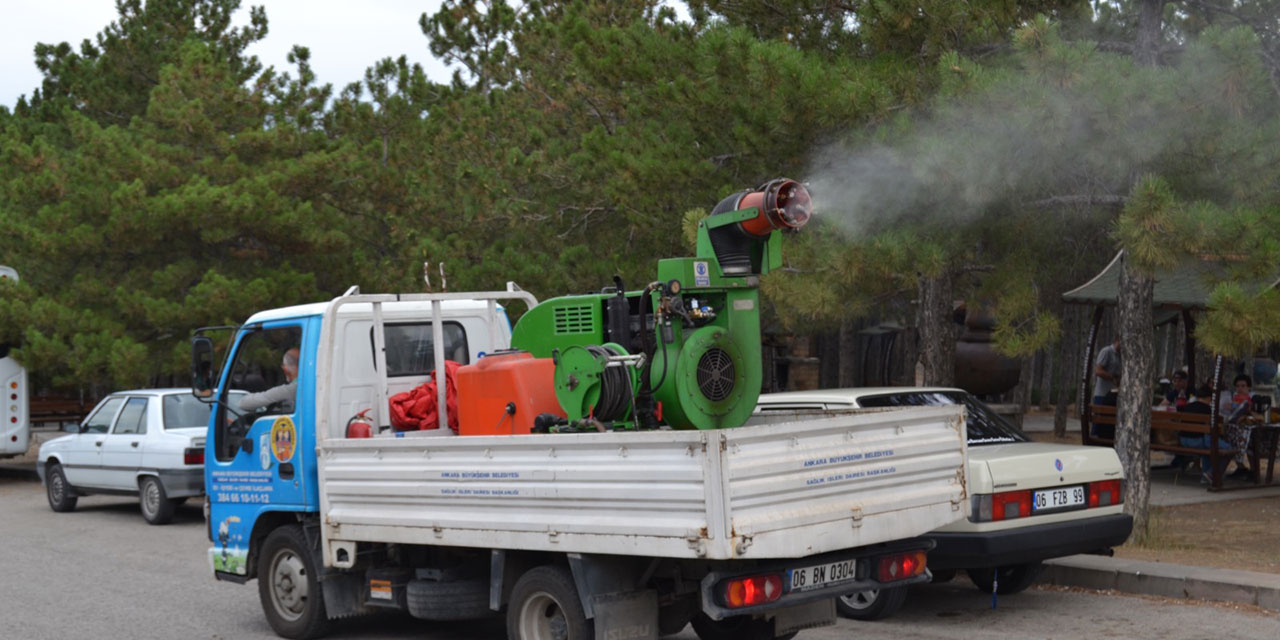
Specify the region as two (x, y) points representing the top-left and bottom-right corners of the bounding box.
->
(1062, 251), (1280, 487)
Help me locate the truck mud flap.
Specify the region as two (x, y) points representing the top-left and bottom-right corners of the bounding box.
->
(590, 590), (659, 640)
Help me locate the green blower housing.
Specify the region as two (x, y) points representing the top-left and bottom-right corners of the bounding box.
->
(509, 178), (812, 430)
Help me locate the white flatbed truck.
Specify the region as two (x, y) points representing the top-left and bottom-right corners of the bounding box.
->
(196, 289), (969, 640)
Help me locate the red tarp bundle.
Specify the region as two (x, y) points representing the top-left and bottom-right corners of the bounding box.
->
(389, 360), (461, 432)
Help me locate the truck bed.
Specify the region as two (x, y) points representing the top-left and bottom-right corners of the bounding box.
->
(317, 405), (967, 562)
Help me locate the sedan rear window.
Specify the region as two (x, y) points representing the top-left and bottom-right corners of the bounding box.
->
(856, 391), (1030, 445)
(163, 392), (247, 430)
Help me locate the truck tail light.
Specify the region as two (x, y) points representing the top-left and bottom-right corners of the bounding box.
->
(877, 551), (927, 583)
(970, 490), (1032, 522)
(1089, 479), (1122, 507)
(720, 573), (783, 609)
(184, 447), (204, 465)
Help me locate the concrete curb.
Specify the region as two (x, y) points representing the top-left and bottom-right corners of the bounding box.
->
(1043, 554), (1280, 611)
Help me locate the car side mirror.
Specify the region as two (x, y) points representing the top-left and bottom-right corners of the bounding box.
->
(68, 423), (83, 433)
(192, 336), (215, 396)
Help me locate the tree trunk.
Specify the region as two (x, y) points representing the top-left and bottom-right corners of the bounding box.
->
(1117, 254), (1154, 543)
(1135, 0), (1164, 66)
(1038, 349), (1053, 411)
(1011, 355), (1034, 429)
(817, 331), (840, 389)
(1054, 305), (1079, 438)
(916, 271), (956, 386)
(838, 319), (858, 388)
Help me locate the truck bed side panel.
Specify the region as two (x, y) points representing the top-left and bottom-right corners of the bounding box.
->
(318, 406), (966, 562)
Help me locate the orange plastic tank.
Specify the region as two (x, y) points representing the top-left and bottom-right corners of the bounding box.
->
(457, 351), (562, 436)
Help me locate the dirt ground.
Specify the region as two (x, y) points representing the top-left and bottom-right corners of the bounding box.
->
(1026, 427), (1280, 574)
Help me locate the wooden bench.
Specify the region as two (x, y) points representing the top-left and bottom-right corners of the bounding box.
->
(29, 397), (93, 426)
(1087, 404), (1249, 490)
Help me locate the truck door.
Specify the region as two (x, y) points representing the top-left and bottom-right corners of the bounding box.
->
(208, 323), (309, 515)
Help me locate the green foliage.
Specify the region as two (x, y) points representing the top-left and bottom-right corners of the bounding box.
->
(1197, 284), (1280, 358)
(5, 0), (1280, 394)
(0, 6), (369, 389)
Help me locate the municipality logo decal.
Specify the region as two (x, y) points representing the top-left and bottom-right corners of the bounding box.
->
(1054, 458), (1063, 472)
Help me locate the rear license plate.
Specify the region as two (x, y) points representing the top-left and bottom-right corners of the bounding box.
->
(1033, 485), (1086, 511)
(787, 559), (858, 592)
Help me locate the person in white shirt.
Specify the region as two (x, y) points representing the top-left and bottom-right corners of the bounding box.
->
(239, 347), (299, 413)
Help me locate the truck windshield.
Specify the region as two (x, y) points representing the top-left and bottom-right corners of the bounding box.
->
(856, 391), (1030, 445)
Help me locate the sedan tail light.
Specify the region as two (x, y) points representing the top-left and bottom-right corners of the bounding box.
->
(184, 447), (204, 465)
(1089, 479), (1123, 507)
(971, 489), (1032, 522)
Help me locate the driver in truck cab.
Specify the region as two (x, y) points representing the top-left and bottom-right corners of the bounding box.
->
(238, 347), (299, 413)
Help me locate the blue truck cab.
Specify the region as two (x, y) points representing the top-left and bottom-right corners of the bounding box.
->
(199, 292), (522, 585)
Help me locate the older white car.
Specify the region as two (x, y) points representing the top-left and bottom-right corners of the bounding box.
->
(756, 388), (1132, 620)
(37, 389), (241, 524)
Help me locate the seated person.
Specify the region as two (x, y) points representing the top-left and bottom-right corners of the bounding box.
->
(1178, 385), (1216, 483)
(1222, 374), (1255, 479)
(239, 347), (299, 413)
(1159, 370), (1189, 410)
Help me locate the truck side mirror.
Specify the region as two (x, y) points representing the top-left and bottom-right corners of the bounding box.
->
(192, 336), (215, 396)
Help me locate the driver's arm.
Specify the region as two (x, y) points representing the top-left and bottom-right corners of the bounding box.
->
(238, 380), (298, 413)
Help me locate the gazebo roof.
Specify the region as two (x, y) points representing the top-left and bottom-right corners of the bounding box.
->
(1062, 251), (1280, 310)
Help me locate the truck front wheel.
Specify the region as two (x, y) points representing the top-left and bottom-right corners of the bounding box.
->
(507, 565), (591, 640)
(258, 525), (330, 639)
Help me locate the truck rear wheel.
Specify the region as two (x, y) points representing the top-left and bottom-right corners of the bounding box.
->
(259, 525), (330, 639)
(506, 565), (591, 640)
(835, 586), (907, 620)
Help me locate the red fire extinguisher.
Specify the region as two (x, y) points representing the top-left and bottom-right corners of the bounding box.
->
(345, 409), (374, 438)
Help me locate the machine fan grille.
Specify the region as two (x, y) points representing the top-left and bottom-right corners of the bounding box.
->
(696, 348), (735, 402)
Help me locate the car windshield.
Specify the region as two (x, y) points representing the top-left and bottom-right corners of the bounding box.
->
(162, 391), (247, 430)
(856, 391), (1030, 445)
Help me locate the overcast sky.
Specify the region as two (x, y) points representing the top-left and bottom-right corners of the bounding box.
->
(1, 1), (457, 107)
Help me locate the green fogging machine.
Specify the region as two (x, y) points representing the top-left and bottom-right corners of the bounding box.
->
(509, 178), (812, 431)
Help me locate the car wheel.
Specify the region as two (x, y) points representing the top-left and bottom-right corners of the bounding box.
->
(259, 525), (330, 640)
(139, 476), (178, 525)
(967, 563), (1045, 595)
(690, 612), (795, 640)
(506, 565), (592, 640)
(835, 586), (908, 621)
(45, 463), (78, 513)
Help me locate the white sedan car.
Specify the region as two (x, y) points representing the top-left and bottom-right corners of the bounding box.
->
(755, 388), (1132, 620)
(37, 389), (239, 524)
